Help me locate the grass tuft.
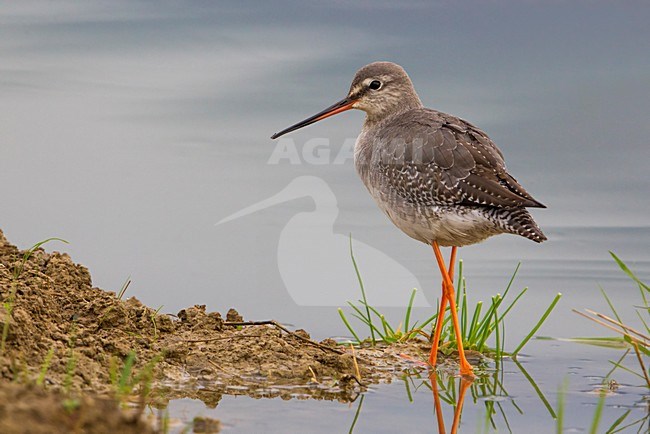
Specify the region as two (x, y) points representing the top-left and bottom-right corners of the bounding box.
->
(36, 347), (56, 386)
(573, 253), (650, 387)
(339, 241), (561, 359)
(109, 350), (164, 407)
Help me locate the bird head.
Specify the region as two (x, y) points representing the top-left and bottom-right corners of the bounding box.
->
(271, 62), (422, 139)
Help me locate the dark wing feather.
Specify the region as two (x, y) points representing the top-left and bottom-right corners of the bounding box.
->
(373, 109), (545, 209)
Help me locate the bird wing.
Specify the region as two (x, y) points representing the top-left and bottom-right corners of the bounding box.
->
(372, 109), (545, 208)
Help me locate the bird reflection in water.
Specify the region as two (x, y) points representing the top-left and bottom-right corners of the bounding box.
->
(430, 372), (473, 434)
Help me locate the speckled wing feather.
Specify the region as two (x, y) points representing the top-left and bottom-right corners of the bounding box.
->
(372, 109), (545, 209)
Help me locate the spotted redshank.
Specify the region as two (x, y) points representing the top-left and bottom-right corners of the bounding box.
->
(271, 62), (546, 377)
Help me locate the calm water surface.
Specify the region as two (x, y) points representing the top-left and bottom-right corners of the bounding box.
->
(1, 2), (648, 432)
(162, 343), (647, 433)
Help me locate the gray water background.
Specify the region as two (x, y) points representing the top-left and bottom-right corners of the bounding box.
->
(1, 2), (649, 432)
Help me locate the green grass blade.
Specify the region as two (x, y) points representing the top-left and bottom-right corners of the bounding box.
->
(26, 237), (69, 252)
(513, 358), (557, 419)
(474, 298), (502, 347)
(635, 310), (649, 335)
(118, 351), (136, 394)
(349, 312), (386, 341)
(404, 288), (417, 332)
(496, 401), (514, 433)
(503, 263), (521, 297)
(348, 395), (364, 434)
(608, 415), (644, 434)
(588, 392), (606, 434)
(466, 301), (483, 342)
(37, 347), (56, 386)
(609, 251), (650, 292)
(497, 287), (528, 324)
(600, 287), (624, 324)
(545, 336), (629, 349)
(347, 302), (371, 324)
(461, 285), (468, 341)
(15, 238), (68, 278)
(605, 409), (630, 434)
(607, 359), (647, 380)
(380, 315), (393, 337)
(349, 312), (368, 324)
(365, 305), (393, 333)
(117, 277), (131, 300)
(403, 377), (414, 403)
(338, 308), (362, 344)
(351, 313), (387, 340)
(603, 349), (630, 379)
(493, 301), (501, 359)
(512, 293), (562, 356)
(349, 235), (375, 343)
(556, 378), (568, 434)
(63, 351), (77, 393)
(419, 312), (439, 330)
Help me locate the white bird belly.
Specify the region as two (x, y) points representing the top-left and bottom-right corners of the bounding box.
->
(371, 191), (504, 247)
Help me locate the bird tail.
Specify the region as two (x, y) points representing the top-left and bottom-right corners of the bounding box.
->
(496, 208), (547, 243)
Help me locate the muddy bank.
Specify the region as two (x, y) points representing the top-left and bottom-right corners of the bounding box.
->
(0, 382), (156, 434)
(0, 228), (459, 430)
(0, 228), (375, 392)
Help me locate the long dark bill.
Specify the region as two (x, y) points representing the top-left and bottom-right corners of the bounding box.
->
(270, 97), (357, 139)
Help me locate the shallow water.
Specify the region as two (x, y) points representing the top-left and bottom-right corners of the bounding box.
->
(1, 2), (649, 432)
(162, 342), (648, 433)
(154, 340), (650, 433)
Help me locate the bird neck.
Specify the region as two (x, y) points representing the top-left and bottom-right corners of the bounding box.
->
(362, 94), (423, 129)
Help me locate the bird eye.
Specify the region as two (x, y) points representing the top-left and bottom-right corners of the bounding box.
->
(368, 80), (382, 90)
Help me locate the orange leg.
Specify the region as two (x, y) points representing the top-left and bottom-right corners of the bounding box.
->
(429, 371), (473, 434)
(429, 246), (457, 367)
(432, 242), (474, 377)
(450, 377), (472, 434)
(429, 372), (446, 434)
